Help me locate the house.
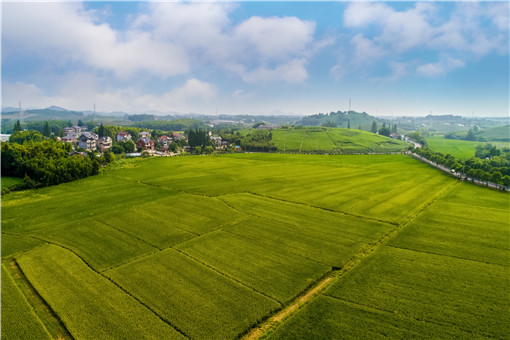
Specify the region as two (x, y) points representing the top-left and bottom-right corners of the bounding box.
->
(390, 133), (400, 139)
(64, 127), (75, 134)
(78, 132), (98, 151)
(117, 130), (132, 142)
(171, 132), (186, 141)
(97, 136), (113, 152)
(138, 131), (150, 139)
(210, 136), (223, 149)
(158, 135), (171, 145)
(136, 137), (155, 151)
(62, 132), (78, 144)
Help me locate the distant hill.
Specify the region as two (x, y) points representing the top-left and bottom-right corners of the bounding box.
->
(1, 106), (19, 113)
(296, 111), (382, 131)
(476, 125), (510, 142)
(1, 108), (85, 121)
(45, 105), (69, 112)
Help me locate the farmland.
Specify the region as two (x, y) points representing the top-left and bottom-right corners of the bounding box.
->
(2, 153), (509, 339)
(270, 127), (407, 153)
(426, 135), (509, 159)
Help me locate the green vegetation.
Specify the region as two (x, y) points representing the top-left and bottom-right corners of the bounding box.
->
(2, 154), (508, 339)
(105, 249), (279, 339)
(269, 183), (509, 339)
(477, 124), (510, 142)
(270, 127), (406, 153)
(1, 264), (51, 340)
(426, 135), (509, 159)
(16, 244), (185, 339)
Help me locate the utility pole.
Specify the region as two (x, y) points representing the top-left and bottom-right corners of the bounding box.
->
(349, 98), (351, 112)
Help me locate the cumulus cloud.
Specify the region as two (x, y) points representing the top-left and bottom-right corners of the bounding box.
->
(2, 3), (189, 78)
(3, 2), (319, 84)
(340, 2), (508, 78)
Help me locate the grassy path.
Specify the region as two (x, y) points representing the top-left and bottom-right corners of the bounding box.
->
(242, 181), (459, 339)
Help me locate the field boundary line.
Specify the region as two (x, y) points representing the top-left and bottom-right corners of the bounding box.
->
(321, 294), (480, 337)
(6, 258), (75, 340)
(242, 180), (460, 339)
(386, 244), (507, 268)
(244, 191), (398, 226)
(92, 217), (161, 250)
(15, 240), (190, 338)
(173, 247), (282, 305)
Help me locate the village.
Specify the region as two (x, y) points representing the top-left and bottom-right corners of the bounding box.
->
(59, 125), (228, 157)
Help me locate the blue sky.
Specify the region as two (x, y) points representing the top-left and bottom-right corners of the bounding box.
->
(2, 1), (508, 116)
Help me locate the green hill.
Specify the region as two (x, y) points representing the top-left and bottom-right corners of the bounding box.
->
(296, 110), (385, 130)
(477, 125), (510, 142)
(272, 127), (408, 153)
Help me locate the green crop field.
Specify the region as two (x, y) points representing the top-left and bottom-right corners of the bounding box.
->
(426, 135), (509, 159)
(2, 153), (508, 339)
(271, 127), (407, 153)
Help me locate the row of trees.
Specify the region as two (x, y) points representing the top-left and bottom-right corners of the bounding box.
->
(2, 140), (115, 190)
(413, 146), (510, 187)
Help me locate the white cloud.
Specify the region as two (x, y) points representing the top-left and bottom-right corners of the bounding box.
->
(2, 3), (189, 78)
(416, 57), (465, 77)
(342, 2), (508, 77)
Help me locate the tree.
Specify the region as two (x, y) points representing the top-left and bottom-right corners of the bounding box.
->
(378, 127), (391, 137)
(195, 146), (202, 154)
(502, 175), (510, 187)
(466, 129), (476, 141)
(358, 124), (362, 130)
(392, 124), (397, 133)
(67, 120), (73, 127)
(491, 171), (502, 185)
(77, 120), (84, 127)
(43, 121), (51, 137)
(111, 145), (124, 154)
(371, 121), (377, 133)
(347, 119), (351, 129)
(98, 123), (106, 138)
(13, 120), (22, 133)
(205, 145), (214, 154)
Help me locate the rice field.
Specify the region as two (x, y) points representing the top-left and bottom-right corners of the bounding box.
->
(271, 127), (407, 153)
(426, 135), (509, 159)
(2, 153), (508, 339)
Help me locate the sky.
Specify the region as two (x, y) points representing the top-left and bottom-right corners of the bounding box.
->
(2, 1), (509, 117)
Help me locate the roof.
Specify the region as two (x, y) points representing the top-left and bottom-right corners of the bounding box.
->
(139, 131), (150, 135)
(137, 137), (153, 144)
(158, 135), (170, 140)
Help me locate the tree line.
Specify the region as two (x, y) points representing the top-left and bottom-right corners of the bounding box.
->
(413, 145), (510, 188)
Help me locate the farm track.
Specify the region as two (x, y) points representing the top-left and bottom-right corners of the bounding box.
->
(5, 258), (74, 340)
(242, 181), (460, 339)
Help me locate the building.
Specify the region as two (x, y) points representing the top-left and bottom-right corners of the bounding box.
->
(171, 132), (186, 141)
(78, 132), (98, 151)
(139, 131), (150, 139)
(62, 132), (78, 144)
(117, 131), (132, 142)
(136, 137), (155, 151)
(97, 136), (113, 152)
(158, 135), (171, 146)
(210, 136), (223, 149)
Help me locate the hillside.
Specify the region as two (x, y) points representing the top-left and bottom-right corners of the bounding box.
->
(477, 125), (510, 142)
(296, 110), (380, 130)
(2, 154), (508, 339)
(271, 127), (408, 153)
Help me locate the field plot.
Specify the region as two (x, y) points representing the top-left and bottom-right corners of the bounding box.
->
(2, 154), (508, 339)
(270, 182), (510, 339)
(1, 264), (51, 340)
(33, 218), (157, 271)
(16, 244), (185, 339)
(426, 135), (509, 159)
(176, 230), (330, 302)
(105, 249), (279, 339)
(271, 127), (406, 153)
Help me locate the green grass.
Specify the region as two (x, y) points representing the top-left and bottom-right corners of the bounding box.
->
(426, 135), (509, 159)
(271, 127), (407, 153)
(389, 185), (510, 266)
(17, 244), (185, 339)
(105, 249), (279, 339)
(176, 229), (330, 303)
(2, 153), (508, 339)
(477, 124), (510, 142)
(1, 176), (24, 189)
(33, 218), (157, 271)
(1, 264), (51, 340)
(324, 246), (509, 338)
